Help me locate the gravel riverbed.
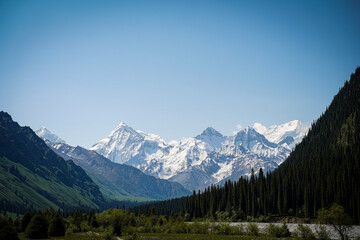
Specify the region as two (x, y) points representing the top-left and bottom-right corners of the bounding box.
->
(226, 222), (360, 239)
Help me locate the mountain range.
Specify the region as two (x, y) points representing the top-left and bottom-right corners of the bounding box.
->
(130, 67), (360, 223)
(39, 139), (190, 201)
(0, 110), (191, 216)
(90, 120), (309, 191)
(0, 112), (104, 212)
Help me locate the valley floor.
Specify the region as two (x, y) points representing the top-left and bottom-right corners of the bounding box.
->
(18, 223), (360, 240)
(138, 233), (293, 240)
(18, 232), (298, 240)
(221, 222), (360, 239)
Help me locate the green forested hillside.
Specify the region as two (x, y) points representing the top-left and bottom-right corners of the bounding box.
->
(132, 67), (360, 223)
(0, 112), (105, 213)
(47, 143), (190, 202)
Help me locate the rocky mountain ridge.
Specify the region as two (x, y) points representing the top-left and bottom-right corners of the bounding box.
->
(36, 128), (190, 201)
(91, 120), (309, 191)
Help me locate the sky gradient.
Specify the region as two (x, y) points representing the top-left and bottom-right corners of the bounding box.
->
(1, 0), (360, 148)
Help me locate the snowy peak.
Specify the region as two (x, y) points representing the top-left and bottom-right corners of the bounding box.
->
(197, 127), (223, 138)
(112, 122), (140, 136)
(253, 123), (267, 134)
(234, 127), (276, 149)
(195, 127), (226, 150)
(261, 120), (309, 145)
(35, 126), (66, 144)
(90, 122), (167, 164)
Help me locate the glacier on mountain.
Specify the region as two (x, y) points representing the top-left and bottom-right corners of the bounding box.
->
(35, 126), (66, 144)
(91, 120), (310, 191)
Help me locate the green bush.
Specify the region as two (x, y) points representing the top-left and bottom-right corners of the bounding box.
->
(216, 211), (229, 221)
(0, 216), (19, 240)
(318, 204), (352, 240)
(294, 224), (316, 240)
(102, 231), (114, 240)
(169, 221), (190, 234)
(266, 223), (291, 237)
(212, 223), (231, 235)
(190, 221), (210, 234)
(257, 215), (267, 222)
(48, 213), (65, 237)
(247, 222), (259, 236)
(123, 227), (137, 240)
(66, 223), (81, 234)
(25, 212), (49, 239)
(315, 224), (330, 240)
(111, 217), (122, 236)
(234, 223), (245, 235)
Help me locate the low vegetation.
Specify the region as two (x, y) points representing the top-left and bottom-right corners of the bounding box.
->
(0, 202), (355, 240)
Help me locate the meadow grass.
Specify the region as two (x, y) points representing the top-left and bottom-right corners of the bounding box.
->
(137, 233), (299, 240)
(18, 232), (302, 240)
(18, 232), (104, 240)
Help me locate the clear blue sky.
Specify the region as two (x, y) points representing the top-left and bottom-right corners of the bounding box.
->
(1, 0), (359, 148)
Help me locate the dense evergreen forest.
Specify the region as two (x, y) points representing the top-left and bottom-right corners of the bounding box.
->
(132, 67), (360, 223)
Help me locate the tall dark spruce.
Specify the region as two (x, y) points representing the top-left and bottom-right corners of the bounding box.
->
(132, 67), (360, 223)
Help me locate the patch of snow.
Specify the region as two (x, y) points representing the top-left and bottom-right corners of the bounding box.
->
(35, 127), (66, 144)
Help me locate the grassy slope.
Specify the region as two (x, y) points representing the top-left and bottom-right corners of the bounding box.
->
(49, 144), (190, 202)
(0, 157), (101, 210)
(0, 111), (106, 212)
(91, 174), (155, 202)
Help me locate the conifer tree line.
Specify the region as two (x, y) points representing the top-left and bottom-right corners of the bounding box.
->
(132, 67), (360, 223)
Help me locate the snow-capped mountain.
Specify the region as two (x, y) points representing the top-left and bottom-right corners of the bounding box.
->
(36, 128), (190, 200)
(195, 127), (226, 150)
(253, 120), (310, 149)
(91, 122), (168, 165)
(91, 120), (309, 191)
(35, 126), (66, 144)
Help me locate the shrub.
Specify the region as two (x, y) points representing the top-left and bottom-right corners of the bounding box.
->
(294, 224), (316, 240)
(315, 224), (330, 240)
(48, 213), (65, 237)
(212, 223), (231, 235)
(66, 223), (81, 234)
(281, 222), (291, 237)
(169, 221), (190, 234)
(190, 221), (210, 234)
(266, 223), (291, 238)
(257, 215), (266, 222)
(247, 222), (259, 236)
(229, 224), (245, 235)
(103, 231), (114, 240)
(318, 204), (352, 240)
(25, 212), (49, 239)
(123, 227), (137, 240)
(112, 217), (122, 236)
(216, 211), (229, 221)
(0, 216), (19, 240)
(246, 216), (255, 222)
